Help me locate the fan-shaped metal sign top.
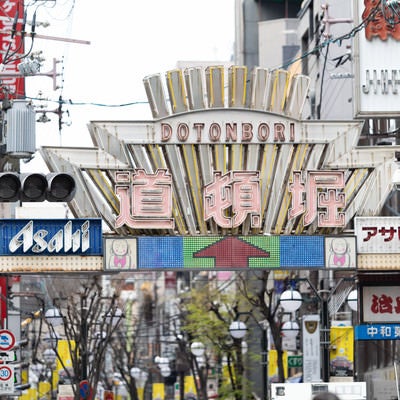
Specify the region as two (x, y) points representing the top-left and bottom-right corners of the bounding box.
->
(36, 65), (400, 272)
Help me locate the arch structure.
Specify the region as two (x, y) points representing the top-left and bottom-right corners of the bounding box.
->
(39, 65), (399, 242)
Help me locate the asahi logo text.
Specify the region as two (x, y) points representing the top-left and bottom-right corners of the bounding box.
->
(9, 220), (90, 253)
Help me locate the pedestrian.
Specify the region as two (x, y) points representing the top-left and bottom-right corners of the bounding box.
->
(313, 392), (341, 400)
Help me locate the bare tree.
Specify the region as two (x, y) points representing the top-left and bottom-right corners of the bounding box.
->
(237, 270), (286, 383)
(45, 276), (123, 400)
(108, 295), (142, 400)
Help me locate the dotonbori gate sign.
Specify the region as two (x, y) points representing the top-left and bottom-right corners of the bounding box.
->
(38, 65), (399, 273)
(114, 168), (346, 230)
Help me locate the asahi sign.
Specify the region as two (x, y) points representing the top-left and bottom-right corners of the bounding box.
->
(0, 219), (102, 256)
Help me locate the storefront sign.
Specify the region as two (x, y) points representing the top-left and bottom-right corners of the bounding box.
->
(354, 0), (400, 116)
(355, 217), (400, 254)
(0, 0), (25, 99)
(355, 324), (400, 340)
(0, 219), (102, 256)
(362, 286), (400, 323)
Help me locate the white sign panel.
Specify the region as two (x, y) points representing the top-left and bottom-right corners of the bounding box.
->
(354, 0), (400, 116)
(302, 315), (320, 382)
(355, 217), (400, 254)
(0, 365), (14, 393)
(363, 286), (400, 323)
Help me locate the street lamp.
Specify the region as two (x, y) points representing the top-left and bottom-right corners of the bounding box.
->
(44, 308), (63, 327)
(43, 348), (57, 400)
(280, 280), (358, 383)
(228, 321), (247, 339)
(280, 321), (300, 339)
(189, 342), (208, 400)
(347, 289), (358, 312)
(229, 316), (269, 400)
(190, 342), (205, 357)
(155, 356), (171, 378)
(279, 289), (302, 312)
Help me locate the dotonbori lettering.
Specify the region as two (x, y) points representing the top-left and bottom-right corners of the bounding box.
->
(160, 121), (296, 143)
(8, 220), (90, 254)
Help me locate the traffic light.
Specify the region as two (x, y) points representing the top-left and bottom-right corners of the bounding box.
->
(0, 172), (76, 202)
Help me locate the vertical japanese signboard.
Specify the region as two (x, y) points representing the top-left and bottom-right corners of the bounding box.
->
(329, 326), (354, 378)
(354, 0), (400, 116)
(0, 0), (25, 99)
(0, 279), (7, 328)
(302, 315), (320, 382)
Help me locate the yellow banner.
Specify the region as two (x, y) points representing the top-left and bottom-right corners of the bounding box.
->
(268, 349), (288, 381)
(330, 326), (354, 378)
(57, 339), (75, 371)
(153, 382), (165, 400)
(184, 375), (197, 399)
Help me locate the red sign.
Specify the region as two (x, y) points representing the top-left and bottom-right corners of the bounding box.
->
(79, 379), (93, 400)
(0, 365), (12, 381)
(0, 0), (26, 99)
(104, 391), (114, 400)
(363, 0), (400, 41)
(0, 279), (7, 328)
(362, 286), (400, 323)
(0, 330), (15, 351)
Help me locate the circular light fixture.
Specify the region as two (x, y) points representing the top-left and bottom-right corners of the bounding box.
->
(43, 348), (56, 366)
(161, 366), (171, 377)
(229, 321), (248, 339)
(105, 307), (123, 326)
(44, 308), (63, 327)
(347, 289), (358, 311)
(190, 342), (205, 357)
(281, 320), (300, 338)
(279, 289), (303, 312)
(130, 367), (141, 379)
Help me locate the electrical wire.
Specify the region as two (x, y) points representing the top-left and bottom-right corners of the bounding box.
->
(24, 1), (383, 113)
(26, 95), (149, 108)
(278, 0), (383, 71)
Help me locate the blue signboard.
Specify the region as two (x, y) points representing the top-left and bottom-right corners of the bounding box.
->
(104, 235), (357, 271)
(355, 324), (400, 340)
(0, 219), (102, 256)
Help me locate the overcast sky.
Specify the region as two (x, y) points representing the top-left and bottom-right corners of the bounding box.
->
(24, 0), (235, 153)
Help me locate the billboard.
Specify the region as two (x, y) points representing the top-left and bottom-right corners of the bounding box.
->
(355, 217), (400, 254)
(0, 219), (102, 256)
(0, 219), (103, 273)
(362, 285), (400, 323)
(104, 235), (356, 271)
(354, 0), (400, 116)
(0, 0), (25, 99)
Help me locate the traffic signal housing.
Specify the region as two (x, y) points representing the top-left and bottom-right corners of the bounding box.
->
(0, 172), (76, 202)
